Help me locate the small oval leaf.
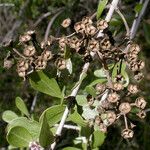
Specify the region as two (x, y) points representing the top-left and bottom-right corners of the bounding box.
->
(7, 126), (32, 148)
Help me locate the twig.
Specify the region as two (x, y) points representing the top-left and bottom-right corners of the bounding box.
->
(30, 91), (38, 113)
(130, 0), (149, 40)
(50, 1), (121, 149)
(0, 3), (15, 7)
(44, 9), (64, 41)
(115, 8), (130, 37)
(124, 114), (128, 129)
(12, 48), (26, 59)
(54, 124), (81, 131)
(33, 8), (64, 27)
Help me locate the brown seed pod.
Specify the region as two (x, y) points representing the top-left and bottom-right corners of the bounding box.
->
(128, 84), (138, 94)
(135, 97), (147, 109)
(35, 56), (47, 70)
(59, 37), (68, 50)
(137, 60), (145, 70)
(41, 50), (53, 61)
(128, 61), (139, 71)
(82, 17), (93, 25)
(61, 18), (71, 28)
(107, 92), (120, 103)
(113, 82), (123, 91)
(126, 52), (138, 62)
(106, 111), (116, 125)
(23, 45), (36, 57)
(55, 58), (66, 70)
(100, 38), (111, 50)
(99, 123), (107, 133)
(136, 110), (146, 119)
(129, 44), (140, 54)
(97, 19), (108, 30)
(17, 60), (29, 71)
(119, 102), (131, 114)
(74, 22), (85, 34)
(19, 34), (31, 43)
(88, 38), (99, 52)
(134, 72), (144, 81)
(94, 115), (101, 125)
(69, 36), (82, 51)
(85, 25), (97, 36)
(95, 83), (106, 93)
(121, 128), (134, 139)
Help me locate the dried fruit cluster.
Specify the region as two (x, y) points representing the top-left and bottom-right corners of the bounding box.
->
(3, 15), (146, 139)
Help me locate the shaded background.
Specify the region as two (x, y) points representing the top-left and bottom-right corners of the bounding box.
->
(0, 0), (150, 149)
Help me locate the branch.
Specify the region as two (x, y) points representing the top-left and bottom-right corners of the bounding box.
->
(44, 9), (64, 41)
(130, 0), (149, 40)
(54, 124), (81, 131)
(50, 1), (121, 149)
(30, 92), (38, 113)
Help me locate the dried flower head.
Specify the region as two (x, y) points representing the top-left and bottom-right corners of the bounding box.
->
(128, 84), (138, 94)
(23, 45), (36, 57)
(107, 92), (120, 103)
(121, 129), (134, 139)
(135, 97), (147, 109)
(136, 110), (146, 119)
(95, 83), (106, 93)
(119, 102), (131, 114)
(61, 18), (71, 28)
(97, 19), (108, 30)
(113, 82), (123, 91)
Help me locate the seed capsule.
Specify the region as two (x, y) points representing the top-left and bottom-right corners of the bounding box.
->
(85, 25), (97, 36)
(41, 50), (53, 61)
(135, 97), (147, 109)
(82, 17), (93, 25)
(55, 58), (66, 70)
(113, 82), (123, 91)
(18, 71), (26, 78)
(128, 61), (139, 71)
(69, 36), (82, 51)
(61, 18), (71, 28)
(119, 102), (131, 114)
(121, 129), (134, 139)
(87, 95), (94, 106)
(137, 60), (145, 70)
(134, 72), (144, 81)
(100, 38), (111, 50)
(95, 83), (106, 93)
(136, 110), (146, 119)
(88, 38), (99, 52)
(106, 111), (116, 125)
(59, 37), (68, 50)
(19, 34), (31, 43)
(129, 44), (140, 54)
(128, 84), (138, 94)
(74, 22), (85, 34)
(23, 45), (36, 57)
(107, 92), (120, 103)
(97, 19), (108, 30)
(35, 56), (47, 70)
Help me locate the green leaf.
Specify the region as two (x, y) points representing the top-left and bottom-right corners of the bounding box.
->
(97, 0), (108, 19)
(39, 114), (54, 147)
(63, 147), (81, 150)
(7, 126), (32, 148)
(2, 110), (18, 123)
(92, 131), (106, 148)
(88, 79), (107, 87)
(39, 105), (66, 127)
(81, 125), (91, 138)
(134, 4), (143, 13)
(143, 22), (150, 45)
(7, 117), (40, 139)
(30, 71), (63, 99)
(68, 108), (87, 127)
(94, 69), (107, 78)
(15, 97), (29, 117)
(76, 95), (87, 106)
(85, 86), (96, 97)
